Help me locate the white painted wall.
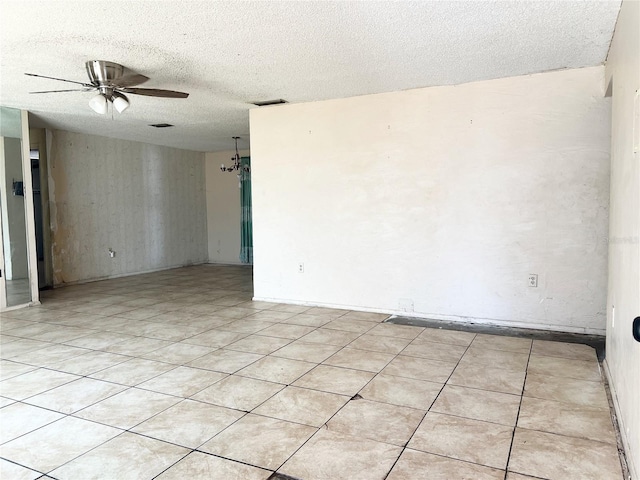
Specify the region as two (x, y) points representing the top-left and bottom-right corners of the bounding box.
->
(250, 66), (611, 334)
(604, 1), (640, 477)
(205, 149), (250, 264)
(48, 130), (207, 285)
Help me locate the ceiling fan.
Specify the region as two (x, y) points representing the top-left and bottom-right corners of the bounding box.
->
(25, 60), (189, 114)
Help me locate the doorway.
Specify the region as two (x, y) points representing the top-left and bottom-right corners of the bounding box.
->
(30, 149), (46, 288)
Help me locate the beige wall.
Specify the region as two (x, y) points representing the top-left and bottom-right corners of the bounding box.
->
(48, 130), (208, 285)
(604, 0), (640, 477)
(250, 66), (611, 334)
(205, 149), (250, 264)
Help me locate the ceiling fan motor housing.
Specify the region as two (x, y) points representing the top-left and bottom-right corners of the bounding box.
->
(86, 60), (125, 86)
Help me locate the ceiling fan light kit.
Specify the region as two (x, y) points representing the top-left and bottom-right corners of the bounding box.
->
(26, 60), (188, 115)
(88, 93), (108, 114)
(111, 92), (130, 113)
(88, 91), (129, 115)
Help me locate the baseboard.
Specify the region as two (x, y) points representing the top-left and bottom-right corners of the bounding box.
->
(603, 359), (637, 480)
(0, 300), (41, 312)
(251, 296), (606, 336)
(206, 261), (251, 266)
(52, 261), (208, 288)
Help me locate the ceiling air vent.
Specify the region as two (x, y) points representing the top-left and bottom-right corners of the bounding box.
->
(149, 123), (174, 128)
(251, 99), (288, 106)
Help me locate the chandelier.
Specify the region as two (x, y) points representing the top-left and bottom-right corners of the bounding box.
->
(220, 136), (250, 180)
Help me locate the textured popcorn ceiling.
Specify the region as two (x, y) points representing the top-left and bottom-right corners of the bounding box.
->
(0, 0), (621, 152)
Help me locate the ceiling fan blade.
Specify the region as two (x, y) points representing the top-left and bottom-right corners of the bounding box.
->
(25, 72), (94, 88)
(120, 87), (189, 98)
(29, 88), (94, 93)
(115, 73), (150, 87)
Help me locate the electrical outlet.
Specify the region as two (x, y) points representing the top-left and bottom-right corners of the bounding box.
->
(298, 263), (304, 273)
(612, 305), (615, 329)
(633, 89), (639, 156)
(528, 274), (538, 287)
(398, 298), (414, 312)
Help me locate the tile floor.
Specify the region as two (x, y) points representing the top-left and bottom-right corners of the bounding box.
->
(0, 265), (624, 480)
(5, 278), (31, 308)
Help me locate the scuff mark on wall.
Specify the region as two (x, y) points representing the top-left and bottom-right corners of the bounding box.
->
(47, 133), (70, 286)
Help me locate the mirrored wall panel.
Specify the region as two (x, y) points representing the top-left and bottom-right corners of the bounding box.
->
(1, 106), (32, 307)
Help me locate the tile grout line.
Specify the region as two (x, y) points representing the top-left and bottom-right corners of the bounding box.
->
(253, 317), (406, 477)
(157, 328), (353, 475)
(1, 268), (617, 479)
(381, 331), (478, 479)
(501, 338), (533, 480)
(601, 363), (632, 480)
(0, 456), (50, 479)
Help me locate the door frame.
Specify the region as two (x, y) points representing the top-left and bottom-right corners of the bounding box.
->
(0, 176), (5, 310)
(20, 110), (40, 306)
(0, 109), (39, 311)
